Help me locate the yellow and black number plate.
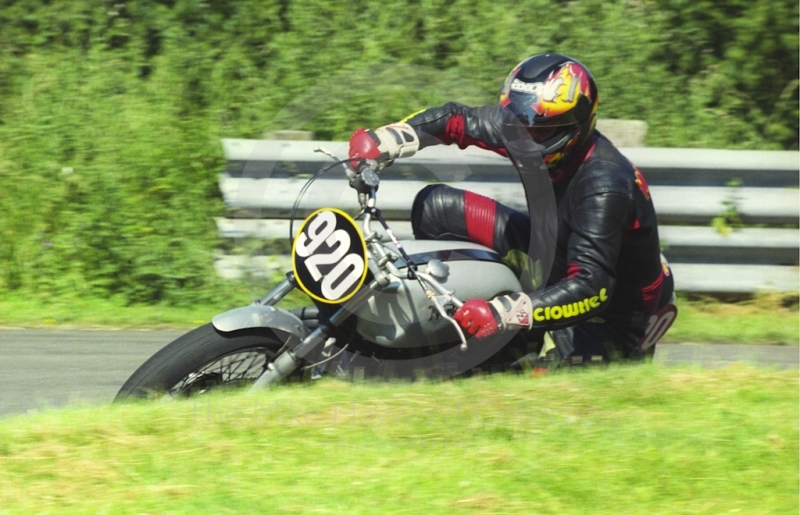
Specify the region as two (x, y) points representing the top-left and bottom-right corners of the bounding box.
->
(292, 208), (368, 304)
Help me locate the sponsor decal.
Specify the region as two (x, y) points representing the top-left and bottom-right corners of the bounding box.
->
(634, 168), (650, 201)
(504, 295), (532, 328)
(661, 255), (671, 277)
(508, 62), (592, 117)
(532, 288), (608, 322)
(510, 78), (540, 94)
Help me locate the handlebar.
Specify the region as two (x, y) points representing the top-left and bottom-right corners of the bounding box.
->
(349, 166), (380, 195)
(314, 148), (469, 350)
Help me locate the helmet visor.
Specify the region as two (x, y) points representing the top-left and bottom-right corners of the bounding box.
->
(526, 126), (559, 144)
(498, 108), (577, 154)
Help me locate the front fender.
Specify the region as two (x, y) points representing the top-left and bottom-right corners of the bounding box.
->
(212, 305), (310, 340)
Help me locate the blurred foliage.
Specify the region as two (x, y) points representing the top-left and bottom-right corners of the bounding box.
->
(0, 0), (796, 304)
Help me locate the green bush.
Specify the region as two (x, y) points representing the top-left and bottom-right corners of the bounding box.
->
(0, 0), (796, 304)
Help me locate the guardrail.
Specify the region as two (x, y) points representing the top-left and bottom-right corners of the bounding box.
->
(215, 138), (799, 294)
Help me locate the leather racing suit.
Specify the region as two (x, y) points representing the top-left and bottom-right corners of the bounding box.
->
(403, 103), (674, 361)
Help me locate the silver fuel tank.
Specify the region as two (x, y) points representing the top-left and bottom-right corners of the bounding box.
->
(355, 240), (523, 348)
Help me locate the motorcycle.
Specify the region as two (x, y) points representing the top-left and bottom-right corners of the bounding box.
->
(115, 146), (679, 400)
(115, 151), (531, 400)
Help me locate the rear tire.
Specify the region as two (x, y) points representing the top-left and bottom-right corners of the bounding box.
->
(114, 323), (289, 401)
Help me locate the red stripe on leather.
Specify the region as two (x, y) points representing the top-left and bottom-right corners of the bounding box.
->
(566, 262), (581, 279)
(442, 115), (508, 157)
(464, 190), (497, 248)
(641, 270), (664, 314)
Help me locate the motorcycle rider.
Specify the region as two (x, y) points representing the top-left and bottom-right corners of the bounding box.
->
(348, 54), (674, 369)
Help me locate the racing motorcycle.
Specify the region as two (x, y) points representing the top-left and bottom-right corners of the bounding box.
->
(115, 149), (676, 400)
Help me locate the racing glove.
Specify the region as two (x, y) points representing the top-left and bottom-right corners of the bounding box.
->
(348, 123), (420, 170)
(453, 293), (534, 339)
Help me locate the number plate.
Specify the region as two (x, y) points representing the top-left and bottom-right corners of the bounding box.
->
(292, 209), (368, 304)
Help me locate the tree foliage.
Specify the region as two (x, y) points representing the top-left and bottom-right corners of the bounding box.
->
(0, 0), (796, 303)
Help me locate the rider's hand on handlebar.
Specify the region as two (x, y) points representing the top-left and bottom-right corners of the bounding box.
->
(454, 293), (534, 338)
(348, 123), (421, 171)
(454, 299), (500, 338)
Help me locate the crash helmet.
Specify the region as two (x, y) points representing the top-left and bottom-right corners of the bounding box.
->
(498, 54), (598, 175)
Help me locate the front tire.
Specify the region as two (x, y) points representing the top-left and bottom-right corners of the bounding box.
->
(114, 323), (290, 401)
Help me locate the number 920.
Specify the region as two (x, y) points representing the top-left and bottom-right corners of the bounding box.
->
(292, 209), (368, 304)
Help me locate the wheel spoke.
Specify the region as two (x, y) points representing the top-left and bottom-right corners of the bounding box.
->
(168, 348), (270, 398)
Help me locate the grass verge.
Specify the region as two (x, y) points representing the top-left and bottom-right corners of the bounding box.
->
(0, 365), (796, 514)
(662, 293), (799, 344)
(0, 290), (796, 344)
(0, 287), (309, 330)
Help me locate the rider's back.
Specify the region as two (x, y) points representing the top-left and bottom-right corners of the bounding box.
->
(551, 133), (665, 319)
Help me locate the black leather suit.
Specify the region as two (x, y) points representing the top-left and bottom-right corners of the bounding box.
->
(404, 103), (674, 360)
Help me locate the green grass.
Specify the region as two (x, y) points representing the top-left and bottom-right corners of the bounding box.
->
(0, 287), (309, 330)
(662, 293), (799, 345)
(0, 294), (223, 329)
(0, 366), (796, 513)
(0, 290), (796, 344)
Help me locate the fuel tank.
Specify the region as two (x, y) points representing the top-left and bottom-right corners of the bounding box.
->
(354, 240), (523, 348)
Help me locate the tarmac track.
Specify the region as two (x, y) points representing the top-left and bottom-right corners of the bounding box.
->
(0, 329), (796, 419)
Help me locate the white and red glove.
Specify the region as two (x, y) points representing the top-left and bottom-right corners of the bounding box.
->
(348, 123), (420, 170)
(454, 293), (534, 339)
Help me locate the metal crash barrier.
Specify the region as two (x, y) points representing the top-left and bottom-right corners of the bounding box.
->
(215, 138), (799, 294)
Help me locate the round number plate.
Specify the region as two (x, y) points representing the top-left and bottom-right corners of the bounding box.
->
(292, 208), (368, 304)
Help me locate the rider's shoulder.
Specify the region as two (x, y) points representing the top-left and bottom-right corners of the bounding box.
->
(572, 139), (638, 200)
(586, 133), (635, 167)
(439, 102), (492, 114)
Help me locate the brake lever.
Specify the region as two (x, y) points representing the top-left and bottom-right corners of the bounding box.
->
(429, 293), (468, 351)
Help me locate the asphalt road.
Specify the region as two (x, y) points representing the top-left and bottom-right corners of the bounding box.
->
(0, 330), (185, 419)
(0, 330), (797, 419)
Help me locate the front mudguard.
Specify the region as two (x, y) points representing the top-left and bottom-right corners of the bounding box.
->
(212, 305), (310, 341)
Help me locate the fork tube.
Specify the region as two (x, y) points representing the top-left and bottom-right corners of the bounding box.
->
(259, 272), (297, 306)
(326, 281), (377, 327)
(292, 279), (377, 359)
(251, 280), (380, 389)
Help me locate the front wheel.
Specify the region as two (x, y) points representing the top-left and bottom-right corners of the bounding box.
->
(114, 323), (292, 401)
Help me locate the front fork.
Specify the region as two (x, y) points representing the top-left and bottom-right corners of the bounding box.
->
(250, 274), (380, 389)
(256, 272), (298, 307)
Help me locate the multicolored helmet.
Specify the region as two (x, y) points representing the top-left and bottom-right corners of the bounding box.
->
(498, 54), (598, 173)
